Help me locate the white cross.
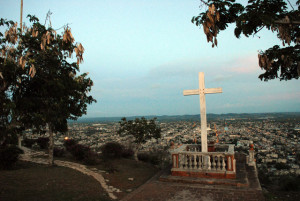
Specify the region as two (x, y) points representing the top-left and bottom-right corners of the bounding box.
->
(183, 72), (222, 152)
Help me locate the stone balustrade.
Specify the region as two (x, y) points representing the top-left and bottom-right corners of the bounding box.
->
(171, 144), (236, 179)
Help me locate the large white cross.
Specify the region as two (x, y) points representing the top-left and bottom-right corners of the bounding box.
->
(183, 72), (222, 152)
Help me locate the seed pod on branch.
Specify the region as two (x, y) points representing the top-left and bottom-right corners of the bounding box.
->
(63, 27), (74, 44)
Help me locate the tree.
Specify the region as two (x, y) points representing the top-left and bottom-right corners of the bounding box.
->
(117, 117), (161, 161)
(0, 15), (96, 165)
(192, 0), (300, 81)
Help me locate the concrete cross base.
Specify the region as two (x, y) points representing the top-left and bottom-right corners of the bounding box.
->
(171, 169), (236, 179)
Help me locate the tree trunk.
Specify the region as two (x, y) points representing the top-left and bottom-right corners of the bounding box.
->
(133, 144), (140, 161)
(48, 124), (54, 166)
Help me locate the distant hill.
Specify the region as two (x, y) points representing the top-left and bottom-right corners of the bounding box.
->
(69, 112), (300, 123)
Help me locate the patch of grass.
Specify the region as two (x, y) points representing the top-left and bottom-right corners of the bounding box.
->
(0, 161), (111, 201)
(91, 158), (159, 199)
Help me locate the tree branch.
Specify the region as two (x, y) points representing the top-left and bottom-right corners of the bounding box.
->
(287, 0), (295, 10)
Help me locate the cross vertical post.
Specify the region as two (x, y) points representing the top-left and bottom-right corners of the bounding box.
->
(183, 72), (222, 152)
(199, 72), (207, 152)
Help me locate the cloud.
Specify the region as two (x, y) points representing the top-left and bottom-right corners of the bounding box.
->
(255, 92), (300, 102)
(146, 58), (212, 79)
(212, 74), (233, 82)
(151, 84), (161, 89)
(226, 54), (260, 74)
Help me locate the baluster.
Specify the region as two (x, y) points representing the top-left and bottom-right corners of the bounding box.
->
(194, 155), (198, 169)
(228, 156), (232, 170)
(173, 155), (176, 168)
(222, 157), (226, 170)
(212, 156), (216, 170)
(184, 154), (188, 169)
(217, 156), (221, 170)
(191, 155), (195, 169)
(188, 154), (192, 169)
(207, 155), (211, 170)
(198, 155), (202, 169)
(180, 154), (183, 169)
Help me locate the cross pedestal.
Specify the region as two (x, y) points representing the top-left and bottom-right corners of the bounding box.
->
(183, 72), (222, 152)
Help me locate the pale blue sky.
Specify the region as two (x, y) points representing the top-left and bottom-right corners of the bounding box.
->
(1, 0), (299, 117)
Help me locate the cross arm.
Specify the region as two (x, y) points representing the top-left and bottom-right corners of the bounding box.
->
(204, 88), (222, 94)
(183, 89), (199, 96)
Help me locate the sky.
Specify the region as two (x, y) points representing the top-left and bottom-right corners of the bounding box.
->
(1, 0), (299, 118)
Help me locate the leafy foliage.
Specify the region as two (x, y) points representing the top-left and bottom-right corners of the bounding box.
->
(101, 142), (124, 159)
(68, 144), (91, 161)
(63, 139), (77, 151)
(117, 117), (161, 161)
(0, 15), (96, 164)
(118, 117), (161, 145)
(0, 145), (24, 169)
(53, 147), (65, 157)
(192, 0), (300, 81)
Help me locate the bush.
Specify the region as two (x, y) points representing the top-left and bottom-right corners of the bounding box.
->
(137, 152), (150, 163)
(279, 175), (300, 191)
(69, 144), (90, 161)
(84, 151), (99, 165)
(138, 149), (169, 167)
(101, 142), (124, 159)
(64, 139), (77, 151)
(23, 138), (36, 148)
(53, 147), (65, 157)
(0, 145), (24, 169)
(36, 137), (49, 149)
(122, 147), (134, 158)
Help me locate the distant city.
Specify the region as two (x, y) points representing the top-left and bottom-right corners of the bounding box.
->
(26, 112), (300, 176)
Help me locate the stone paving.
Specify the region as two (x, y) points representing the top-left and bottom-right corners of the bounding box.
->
(121, 153), (265, 201)
(19, 147), (119, 200)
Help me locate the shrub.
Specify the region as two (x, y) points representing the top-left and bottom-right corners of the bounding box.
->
(69, 144), (90, 161)
(101, 142), (124, 159)
(84, 151), (99, 165)
(63, 139), (77, 151)
(138, 149), (169, 167)
(137, 152), (150, 163)
(23, 138), (36, 148)
(36, 137), (49, 149)
(0, 145), (24, 169)
(53, 147), (65, 157)
(279, 175), (300, 191)
(122, 147), (134, 158)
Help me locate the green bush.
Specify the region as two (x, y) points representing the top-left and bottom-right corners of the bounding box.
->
(138, 149), (170, 167)
(83, 151), (99, 165)
(23, 138), (36, 148)
(121, 147), (134, 158)
(101, 142), (124, 159)
(36, 137), (49, 149)
(137, 152), (159, 165)
(53, 147), (65, 157)
(69, 144), (90, 161)
(63, 139), (77, 151)
(279, 175), (300, 191)
(0, 145), (24, 169)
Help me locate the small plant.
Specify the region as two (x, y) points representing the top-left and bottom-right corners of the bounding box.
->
(53, 147), (65, 157)
(0, 145), (24, 169)
(101, 142), (124, 159)
(69, 144), (90, 161)
(36, 137), (49, 149)
(122, 147), (134, 158)
(84, 151), (99, 165)
(63, 139), (77, 151)
(22, 138), (36, 148)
